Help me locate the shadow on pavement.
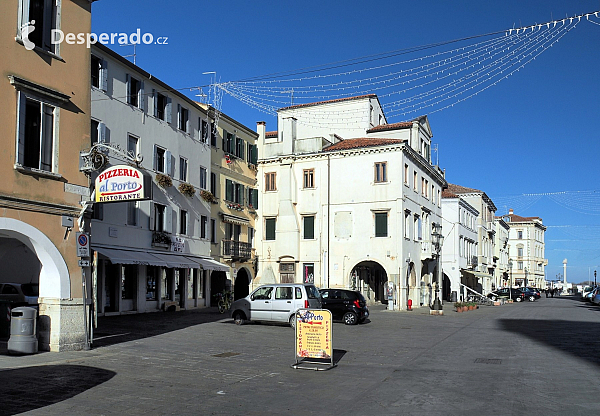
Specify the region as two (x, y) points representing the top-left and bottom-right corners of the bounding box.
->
(499, 319), (600, 365)
(92, 307), (226, 348)
(0, 364), (115, 416)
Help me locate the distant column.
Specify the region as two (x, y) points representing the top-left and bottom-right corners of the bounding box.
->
(563, 259), (568, 294)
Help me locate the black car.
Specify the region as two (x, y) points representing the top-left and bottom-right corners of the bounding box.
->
(487, 288), (526, 302)
(319, 289), (369, 325)
(518, 287), (541, 301)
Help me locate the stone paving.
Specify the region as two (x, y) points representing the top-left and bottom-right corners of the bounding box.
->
(1, 296), (600, 415)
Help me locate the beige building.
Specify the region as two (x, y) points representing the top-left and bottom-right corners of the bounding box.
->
(501, 209), (548, 288)
(0, 0), (93, 351)
(199, 105), (258, 301)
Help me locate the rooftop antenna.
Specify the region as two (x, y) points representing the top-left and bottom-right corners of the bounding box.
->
(120, 43), (137, 65)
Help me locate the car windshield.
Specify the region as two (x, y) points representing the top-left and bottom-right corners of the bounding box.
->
(305, 285), (321, 299)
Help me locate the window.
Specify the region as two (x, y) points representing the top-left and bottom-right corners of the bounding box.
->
(518, 261), (523, 270)
(303, 169), (314, 188)
(18, 0), (58, 52)
(415, 215), (422, 240)
(180, 209), (187, 235)
(154, 204), (166, 232)
(375, 162), (387, 183)
(247, 143), (258, 165)
(303, 264), (315, 284)
(91, 55), (101, 89)
(223, 130), (235, 154)
(275, 287), (293, 300)
(18, 95), (55, 172)
(155, 92), (167, 121)
(179, 157), (188, 182)
(518, 231), (523, 239)
(199, 167), (207, 189)
(210, 172), (217, 196)
(225, 179), (244, 203)
(146, 267), (157, 300)
(210, 219), (217, 243)
(210, 122), (217, 146)
(154, 146), (166, 173)
(248, 227), (254, 245)
(127, 201), (137, 226)
(303, 215), (315, 239)
(91, 120), (99, 146)
(128, 135), (138, 158)
(404, 211), (411, 238)
(248, 188), (258, 209)
(200, 215), (207, 239)
(421, 177), (425, 196)
(127, 76), (140, 107)
(404, 164), (409, 185)
(375, 212), (388, 237)
(413, 171), (418, 191)
(265, 218), (276, 240)
(424, 180), (429, 198)
(265, 172), (277, 191)
(178, 106), (189, 132)
(517, 247), (524, 257)
(201, 119), (208, 143)
(235, 137), (245, 158)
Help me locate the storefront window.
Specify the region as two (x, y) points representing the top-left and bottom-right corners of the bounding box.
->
(188, 269), (194, 299)
(146, 266), (157, 300)
(122, 265), (136, 299)
(174, 269), (181, 302)
(161, 268), (172, 300)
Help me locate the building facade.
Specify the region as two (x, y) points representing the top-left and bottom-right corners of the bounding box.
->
(0, 0), (93, 351)
(493, 217), (510, 290)
(255, 95), (447, 310)
(90, 44), (227, 318)
(501, 209), (548, 288)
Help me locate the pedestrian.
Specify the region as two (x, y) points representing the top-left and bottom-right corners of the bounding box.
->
(545, 288), (548, 298)
(551, 288), (554, 297)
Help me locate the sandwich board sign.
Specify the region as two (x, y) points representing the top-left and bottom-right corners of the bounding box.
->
(291, 309), (335, 371)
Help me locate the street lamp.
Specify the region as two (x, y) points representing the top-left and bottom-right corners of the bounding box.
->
(508, 259), (513, 301)
(431, 223), (444, 311)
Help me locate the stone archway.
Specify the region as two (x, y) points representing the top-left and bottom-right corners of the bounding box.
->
(234, 268), (251, 300)
(0, 218), (70, 298)
(350, 261), (388, 304)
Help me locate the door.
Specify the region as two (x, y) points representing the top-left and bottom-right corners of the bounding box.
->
(104, 262), (119, 312)
(271, 286), (294, 322)
(121, 265), (137, 312)
(248, 286), (273, 321)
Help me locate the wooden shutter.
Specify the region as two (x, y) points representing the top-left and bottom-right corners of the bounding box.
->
(165, 205), (173, 234)
(140, 80), (146, 111)
(226, 179), (233, 201)
(149, 201), (155, 230)
(16, 92), (27, 165)
(125, 74), (130, 104)
(166, 97), (172, 123)
(100, 59), (108, 92)
(165, 150), (172, 177)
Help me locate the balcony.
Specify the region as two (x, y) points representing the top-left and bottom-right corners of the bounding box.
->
(223, 240), (252, 260)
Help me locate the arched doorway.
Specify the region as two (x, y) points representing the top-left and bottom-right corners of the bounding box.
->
(210, 271), (227, 306)
(234, 268), (251, 300)
(350, 261), (388, 304)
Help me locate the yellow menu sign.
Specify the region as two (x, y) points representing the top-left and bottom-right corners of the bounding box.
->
(295, 309), (332, 361)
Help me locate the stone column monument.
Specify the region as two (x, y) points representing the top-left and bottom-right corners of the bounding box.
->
(563, 258), (568, 294)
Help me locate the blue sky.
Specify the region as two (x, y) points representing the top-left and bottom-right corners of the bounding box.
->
(92, 0), (600, 284)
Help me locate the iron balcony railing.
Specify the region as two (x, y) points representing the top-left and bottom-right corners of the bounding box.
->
(223, 240), (252, 260)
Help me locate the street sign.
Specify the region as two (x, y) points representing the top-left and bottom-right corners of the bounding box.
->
(76, 232), (90, 258)
(78, 259), (90, 267)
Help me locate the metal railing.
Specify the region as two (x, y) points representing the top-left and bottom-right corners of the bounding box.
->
(223, 240), (252, 259)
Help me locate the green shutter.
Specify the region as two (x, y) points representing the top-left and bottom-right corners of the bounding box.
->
(266, 218), (276, 240)
(253, 189), (258, 209)
(226, 179), (233, 201)
(251, 144), (258, 165)
(304, 216), (315, 239)
(222, 129), (227, 151)
(375, 213), (387, 237)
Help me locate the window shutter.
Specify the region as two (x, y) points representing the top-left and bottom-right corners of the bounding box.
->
(226, 179), (233, 201)
(251, 145), (258, 165)
(100, 59), (108, 92)
(17, 0), (30, 38)
(186, 112), (191, 136)
(139, 80), (145, 111)
(165, 205), (173, 234)
(165, 150), (172, 177)
(166, 97), (172, 123)
(177, 104), (181, 128)
(125, 74), (130, 103)
(239, 185), (245, 205)
(222, 129), (227, 151)
(149, 201), (155, 230)
(375, 213), (388, 237)
(16, 92), (27, 165)
(253, 189), (259, 209)
(240, 139), (245, 159)
(42, 0), (53, 50)
(152, 89), (157, 117)
(98, 122), (107, 155)
(304, 216), (315, 239)
(153, 145), (157, 171)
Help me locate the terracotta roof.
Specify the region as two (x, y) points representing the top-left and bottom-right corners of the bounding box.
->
(442, 189), (460, 198)
(501, 213), (542, 223)
(367, 121), (413, 133)
(447, 183), (483, 195)
(321, 138), (405, 153)
(265, 131), (277, 138)
(278, 94), (377, 112)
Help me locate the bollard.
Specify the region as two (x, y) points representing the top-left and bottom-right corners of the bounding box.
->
(407, 299), (412, 311)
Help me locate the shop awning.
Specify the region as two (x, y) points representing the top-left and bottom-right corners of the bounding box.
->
(222, 214), (249, 225)
(151, 253), (200, 269)
(461, 270), (492, 280)
(93, 247), (167, 267)
(185, 256), (229, 272)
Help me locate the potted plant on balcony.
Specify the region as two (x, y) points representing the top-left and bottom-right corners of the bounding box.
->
(200, 189), (216, 203)
(152, 231), (172, 248)
(155, 173), (172, 188)
(178, 182), (196, 197)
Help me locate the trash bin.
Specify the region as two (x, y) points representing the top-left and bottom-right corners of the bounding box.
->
(451, 291), (457, 303)
(0, 301), (11, 338)
(8, 306), (38, 354)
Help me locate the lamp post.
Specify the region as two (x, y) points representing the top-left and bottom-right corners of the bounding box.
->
(508, 259), (513, 301)
(431, 223), (444, 311)
(595, 270), (597, 286)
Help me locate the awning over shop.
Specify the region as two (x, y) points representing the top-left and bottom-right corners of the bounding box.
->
(151, 253), (200, 269)
(461, 270), (492, 280)
(185, 256), (229, 272)
(92, 247), (167, 267)
(222, 214), (249, 225)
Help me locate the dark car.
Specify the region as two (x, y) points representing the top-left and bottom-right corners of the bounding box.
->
(519, 287), (541, 301)
(319, 289), (369, 325)
(487, 288), (526, 302)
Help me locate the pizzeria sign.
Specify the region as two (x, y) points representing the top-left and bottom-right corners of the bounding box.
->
(95, 165), (152, 203)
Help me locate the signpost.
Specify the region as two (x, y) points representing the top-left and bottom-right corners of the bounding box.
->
(291, 309), (335, 371)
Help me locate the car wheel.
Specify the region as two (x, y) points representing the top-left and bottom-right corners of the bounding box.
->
(343, 312), (358, 325)
(233, 312), (245, 325)
(491, 296), (498, 301)
(529, 296), (536, 302)
(516, 297), (523, 302)
(289, 314), (296, 328)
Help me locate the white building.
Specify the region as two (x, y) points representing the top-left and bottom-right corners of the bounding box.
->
(90, 44), (227, 316)
(441, 189), (479, 302)
(444, 184), (497, 295)
(493, 217), (510, 289)
(500, 209), (548, 288)
(255, 95), (447, 310)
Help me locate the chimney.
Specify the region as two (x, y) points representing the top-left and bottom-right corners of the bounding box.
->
(256, 121), (266, 144)
(509, 209), (514, 215)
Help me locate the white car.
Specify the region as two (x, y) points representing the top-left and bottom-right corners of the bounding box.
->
(0, 283), (39, 306)
(230, 284), (322, 327)
(582, 286), (596, 301)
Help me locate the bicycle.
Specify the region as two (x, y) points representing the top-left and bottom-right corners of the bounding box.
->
(215, 291), (233, 314)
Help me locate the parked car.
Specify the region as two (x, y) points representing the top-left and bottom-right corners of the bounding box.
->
(591, 289), (600, 305)
(0, 283), (39, 306)
(518, 287), (541, 302)
(588, 287), (600, 304)
(230, 284), (321, 327)
(487, 288), (526, 302)
(319, 289), (369, 325)
(582, 286), (596, 301)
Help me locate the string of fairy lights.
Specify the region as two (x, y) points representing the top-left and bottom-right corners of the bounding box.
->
(212, 11), (599, 124)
